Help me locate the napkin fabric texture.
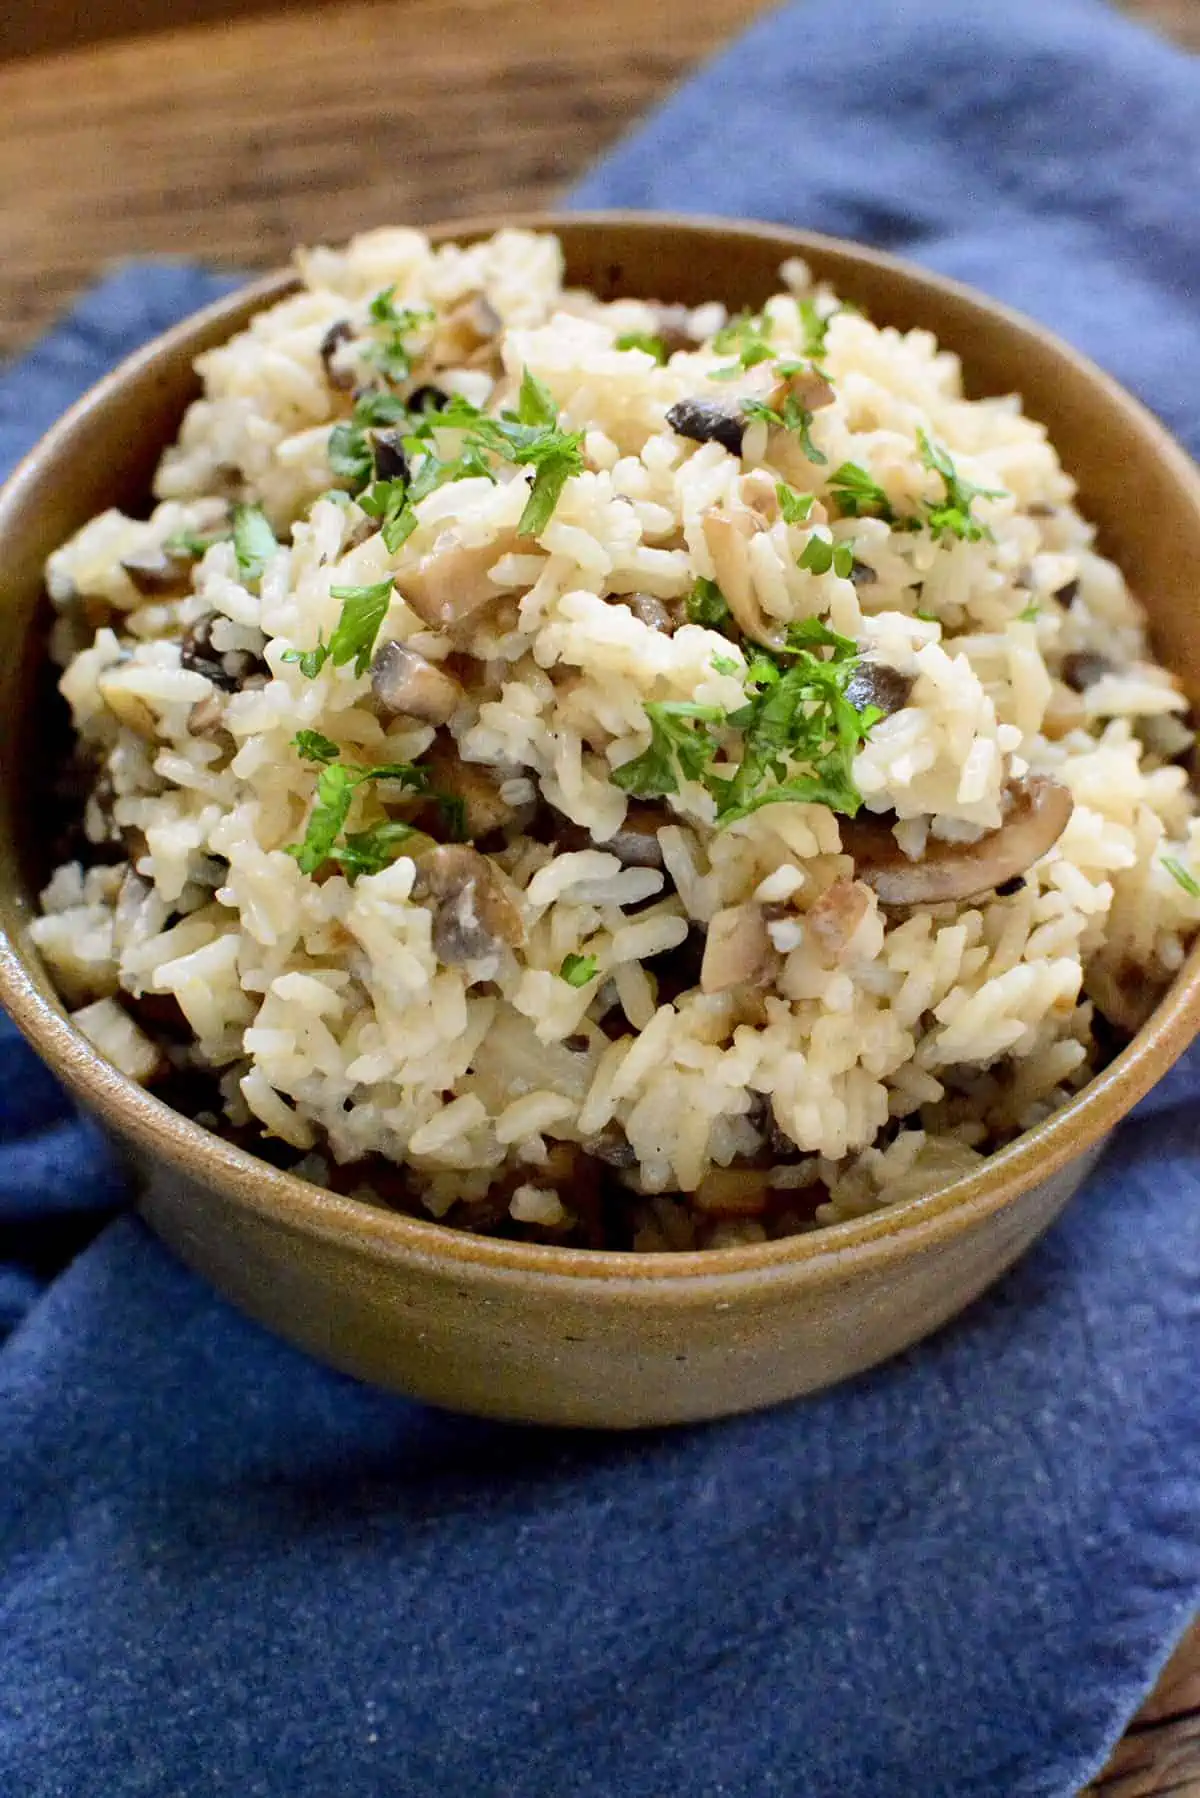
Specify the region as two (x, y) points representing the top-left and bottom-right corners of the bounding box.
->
(3, 3), (1200, 1794)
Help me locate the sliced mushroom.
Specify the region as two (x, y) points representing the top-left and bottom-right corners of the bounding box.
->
(621, 592), (677, 634)
(804, 878), (873, 965)
(398, 530), (520, 637)
(841, 776), (1075, 908)
(581, 1124), (639, 1169)
(424, 739), (522, 838)
(406, 384), (449, 416)
(411, 844), (526, 964)
(700, 902), (781, 994)
(850, 560), (877, 588)
(702, 505), (777, 648)
(665, 397), (746, 457)
(433, 293), (503, 369)
(693, 1167), (772, 1217)
(180, 613), (261, 692)
(645, 302), (701, 355)
(96, 666), (158, 740)
(1085, 959), (1161, 1037)
(1061, 652), (1117, 693)
(319, 319), (356, 391)
(603, 803), (669, 869)
(370, 640), (463, 725)
(737, 469), (781, 526)
(844, 661), (915, 717)
(120, 545), (195, 598)
(187, 690), (226, 737)
(766, 365), (836, 415)
(370, 428), (410, 484)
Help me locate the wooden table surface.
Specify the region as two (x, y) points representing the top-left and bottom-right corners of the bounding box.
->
(2, 1), (1198, 1790)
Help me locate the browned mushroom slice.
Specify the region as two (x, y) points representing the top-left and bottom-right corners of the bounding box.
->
(433, 294), (503, 369)
(423, 739), (525, 839)
(187, 690), (226, 737)
(1061, 652), (1117, 692)
(844, 662), (915, 718)
(766, 366), (836, 416)
(411, 844), (526, 964)
(120, 546), (195, 598)
(701, 506), (778, 648)
(693, 1166), (772, 1216)
(620, 592), (678, 634)
(370, 640), (463, 725)
(805, 877), (873, 965)
(318, 319), (356, 391)
(842, 776), (1074, 907)
(1085, 959), (1161, 1037)
(603, 803), (669, 869)
(700, 902), (781, 994)
(398, 529), (521, 637)
(645, 303), (701, 354)
(665, 397), (746, 457)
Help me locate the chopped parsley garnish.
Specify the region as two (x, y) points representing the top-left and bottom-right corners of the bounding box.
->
(285, 735), (428, 877)
(282, 578), (395, 681)
(364, 288), (433, 384)
(686, 576), (731, 629)
(1017, 600), (1041, 622)
(163, 527), (230, 559)
(559, 952), (599, 986)
(711, 653), (742, 676)
(328, 390), (409, 492)
(1163, 856), (1200, 899)
(797, 534), (855, 579)
(776, 482), (815, 525)
(611, 701), (724, 798)
(797, 297), (830, 366)
(293, 729), (341, 764)
(358, 477), (414, 552)
(917, 430), (1003, 542)
(232, 505), (278, 583)
(614, 620), (878, 825)
(828, 462), (895, 522)
(742, 392), (827, 465)
(710, 309), (775, 381)
(615, 332), (668, 363)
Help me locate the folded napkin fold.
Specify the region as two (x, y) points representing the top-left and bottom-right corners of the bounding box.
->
(3, 3), (1199, 1793)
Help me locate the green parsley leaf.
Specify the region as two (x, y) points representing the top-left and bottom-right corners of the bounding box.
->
(711, 653), (742, 676)
(828, 462), (894, 522)
(686, 576), (731, 629)
(1017, 600), (1041, 622)
(286, 763), (359, 875)
(282, 641), (330, 679)
(163, 528), (229, 559)
(232, 504), (278, 583)
(917, 430), (1003, 543)
(364, 288), (433, 383)
(797, 534), (854, 579)
(359, 477), (414, 551)
(797, 297), (830, 365)
(334, 820), (422, 881)
(293, 729), (341, 764)
(1163, 856), (1200, 899)
(326, 579), (395, 677)
(776, 482), (815, 525)
(515, 368), (560, 430)
(743, 393), (827, 465)
(611, 701), (724, 798)
(614, 332), (668, 363)
(782, 617), (859, 660)
(710, 309), (775, 381)
(328, 391), (410, 493)
(559, 952), (600, 987)
(518, 449), (579, 536)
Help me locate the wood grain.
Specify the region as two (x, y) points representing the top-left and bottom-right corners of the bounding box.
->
(2, 0), (1198, 1790)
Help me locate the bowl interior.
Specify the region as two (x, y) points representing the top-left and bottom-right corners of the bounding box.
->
(1, 211), (1199, 1281)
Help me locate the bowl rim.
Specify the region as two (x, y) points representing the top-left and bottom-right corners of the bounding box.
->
(2, 206), (1199, 1293)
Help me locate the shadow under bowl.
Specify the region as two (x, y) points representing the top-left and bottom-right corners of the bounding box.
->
(1, 212), (1198, 1427)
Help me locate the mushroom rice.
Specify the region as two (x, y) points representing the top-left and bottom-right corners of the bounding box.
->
(31, 228), (1200, 1248)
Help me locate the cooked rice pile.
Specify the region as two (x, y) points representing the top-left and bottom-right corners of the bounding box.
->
(32, 228), (1200, 1248)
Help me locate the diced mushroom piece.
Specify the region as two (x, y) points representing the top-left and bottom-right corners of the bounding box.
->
(844, 661), (915, 718)
(603, 803), (668, 869)
(398, 530), (520, 637)
(622, 592), (677, 633)
(1085, 960), (1161, 1037)
(1061, 652), (1117, 692)
(805, 878), (873, 965)
(370, 640), (463, 725)
(187, 690), (226, 737)
(700, 902), (781, 994)
(120, 545), (195, 598)
(665, 397), (746, 457)
(433, 293), (503, 368)
(766, 365), (836, 415)
(737, 469), (781, 526)
(370, 428), (410, 483)
(693, 1167), (772, 1216)
(412, 844), (526, 964)
(96, 666), (158, 739)
(180, 613), (260, 692)
(645, 302), (701, 354)
(702, 505), (778, 648)
(424, 739), (523, 838)
(318, 319), (356, 390)
(842, 776), (1075, 907)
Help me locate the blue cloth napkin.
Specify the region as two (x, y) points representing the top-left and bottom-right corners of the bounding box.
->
(3, 2), (1200, 1792)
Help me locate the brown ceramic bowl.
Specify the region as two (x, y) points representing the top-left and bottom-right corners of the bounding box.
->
(1, 213), (1198, 1428)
